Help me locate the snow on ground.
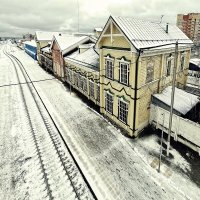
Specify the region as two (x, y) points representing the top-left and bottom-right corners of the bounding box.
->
(1, 43), (200, 200)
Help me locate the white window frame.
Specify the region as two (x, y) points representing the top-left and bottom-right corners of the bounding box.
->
(82, 77), (87, 93)
(180, 54), (185, 71)
(119, 61), (129, 85)
(89, 80), (95, 98)
(105, 57), (114, 79)
(105, 91), (113, 114)
(146, 60), (154, 83)
(73, 71), (78, 86)
(166, 55), (173, 76)
(96, 83), (100, 103)
(79, 74), (84, 89)
(118, 98), (128, 124)
(67, 68), (73, 84)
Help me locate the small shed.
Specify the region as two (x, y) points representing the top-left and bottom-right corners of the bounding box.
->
(24, 40), (37, 60)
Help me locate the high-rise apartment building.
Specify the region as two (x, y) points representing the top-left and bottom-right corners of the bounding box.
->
(177, 13), (200, 45)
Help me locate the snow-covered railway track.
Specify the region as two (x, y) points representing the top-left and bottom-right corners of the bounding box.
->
(4, 46), (97, 200)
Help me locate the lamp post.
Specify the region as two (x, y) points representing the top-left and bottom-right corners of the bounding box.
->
(166, 41), (179, 156)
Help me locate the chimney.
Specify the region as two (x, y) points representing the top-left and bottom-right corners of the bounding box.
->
(166, 23), (169, 33)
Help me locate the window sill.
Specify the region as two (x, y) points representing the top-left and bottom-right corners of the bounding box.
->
(106, 110), (113, 115)
(118, 117), (127, 125)
(105, 76), (113, 81)
(119, 81), (129, 86)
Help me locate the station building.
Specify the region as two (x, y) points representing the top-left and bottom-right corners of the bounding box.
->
(34, 15), (194, 137)
(35, 31), (61, 66)
(95, 16), (192, 137)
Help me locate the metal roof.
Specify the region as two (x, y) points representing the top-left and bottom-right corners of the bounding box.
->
(35, 31), (62, 41)
(153, 86), (199, 115)
(100, 16), (193, 50)
(23, 40), (37, 47)
(65, 48), (99, 71)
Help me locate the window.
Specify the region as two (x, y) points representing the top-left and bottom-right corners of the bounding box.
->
(74, 72), (78, 86)
(78, 74), (82, 88)
(65, 67), (69, 80)
(66, 68), (73, 83)
(166, 56), (173, 76)
(146, 60), (154, 83)
(180, 54), (185, 71)
(105, 59), (113, 79)
(118, 99), (128, 123)
(119, 62), (129, 85)
(97, 84), (100, 103)
(82, 77), (87, 93)
(89, 81), (94, 98)
(79, 75), (84, 89)
(105, 92), (113, 114)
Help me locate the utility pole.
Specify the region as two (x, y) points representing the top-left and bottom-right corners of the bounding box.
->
(158, 113), (165, 173)
(167, 41), (179, 156)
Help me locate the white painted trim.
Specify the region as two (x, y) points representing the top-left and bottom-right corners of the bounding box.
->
(102, 34), (123, 37)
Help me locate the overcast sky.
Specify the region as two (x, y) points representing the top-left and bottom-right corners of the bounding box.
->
(0, 0), (199, 37)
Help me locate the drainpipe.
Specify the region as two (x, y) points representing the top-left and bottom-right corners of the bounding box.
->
(133, 49), (141, 134)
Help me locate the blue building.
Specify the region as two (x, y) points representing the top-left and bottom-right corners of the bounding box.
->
(24, 40), (37, 60)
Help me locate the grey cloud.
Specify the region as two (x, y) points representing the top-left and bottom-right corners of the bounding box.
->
(0, 0), (199, 37)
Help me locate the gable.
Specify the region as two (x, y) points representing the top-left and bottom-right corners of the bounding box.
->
(98, 20), (131, 49)
(96, 17), (137, 51)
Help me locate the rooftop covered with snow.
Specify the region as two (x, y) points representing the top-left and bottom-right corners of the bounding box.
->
(35, 31), (62, 41)
(152, 86), (199, 115)
(97, 15), (193, 50)
(23, 40), (37, 47)
(190, 58), (200, 68)
(52, 35), (95, 55)
(65, 47), (99, 71)
(41, 46), (51, 53)
(94, 28), (103, 32)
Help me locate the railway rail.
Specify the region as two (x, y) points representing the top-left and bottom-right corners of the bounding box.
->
(3, 45), (97, 200)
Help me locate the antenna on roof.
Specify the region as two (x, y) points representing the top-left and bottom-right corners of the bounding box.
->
(160, 15), (164, 23)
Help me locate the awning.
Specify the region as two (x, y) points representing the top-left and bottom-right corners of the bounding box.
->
(152, 86), (199, 115)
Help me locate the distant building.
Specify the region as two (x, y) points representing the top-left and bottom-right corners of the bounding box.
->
(177, 13), (200, 45)
(94, 28), (102, 38)
(23, 33), (34, 41)
(35, 31), (62, 65)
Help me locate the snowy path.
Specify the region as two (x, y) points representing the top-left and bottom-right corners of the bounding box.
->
(1, 43), (199, 200)
(0, 45), (94, 200)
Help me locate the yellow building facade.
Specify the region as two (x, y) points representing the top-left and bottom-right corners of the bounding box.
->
(96, 16), (192, 137)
